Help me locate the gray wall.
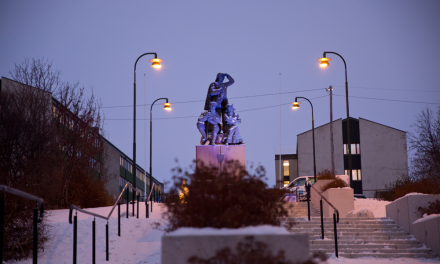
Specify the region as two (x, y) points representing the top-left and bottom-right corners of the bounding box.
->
(359, 118), (408, 196)
(298, 119), (344, 177)
(413, 215), (440, 256)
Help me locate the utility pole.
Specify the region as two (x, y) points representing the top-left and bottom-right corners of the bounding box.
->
(326, 86), (335, 177)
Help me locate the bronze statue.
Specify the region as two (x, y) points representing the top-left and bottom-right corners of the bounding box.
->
(197, 73), (243, 146)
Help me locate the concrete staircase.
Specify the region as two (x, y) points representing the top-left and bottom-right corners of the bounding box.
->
(285, 202), (437, 258)
(283, 200), (320, 218)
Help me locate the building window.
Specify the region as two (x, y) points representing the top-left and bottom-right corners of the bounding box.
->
(345, 169), (362, 180)
(283, 160), (290, 187)
(344, 143), (360, 155)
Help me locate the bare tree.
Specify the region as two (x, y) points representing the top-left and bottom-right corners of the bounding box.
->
(408, 106), (440, 180)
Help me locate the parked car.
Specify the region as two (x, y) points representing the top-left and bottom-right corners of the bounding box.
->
(283, 176), (315, 196)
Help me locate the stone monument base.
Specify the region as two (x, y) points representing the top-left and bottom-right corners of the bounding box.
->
(196, 145), (245, 171)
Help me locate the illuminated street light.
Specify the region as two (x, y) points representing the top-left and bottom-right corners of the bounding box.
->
(318, 51), (353, 188)
(292, 97), (316, 183)
(150, 98), (170, 212)
(133, 53), (162, 217)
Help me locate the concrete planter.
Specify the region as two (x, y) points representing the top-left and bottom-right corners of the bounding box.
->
(162, 226), (309, 264)
(386, 194), (440, 234)
(310, 180), (354, 218)
(412, 214), (440, 256)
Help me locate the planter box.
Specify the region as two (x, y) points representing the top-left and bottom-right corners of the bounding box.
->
(413, 214), (440, 256)
(162, 226), (309, 264)
(386, 194), (440, 234)
(310, 180), (354, 218)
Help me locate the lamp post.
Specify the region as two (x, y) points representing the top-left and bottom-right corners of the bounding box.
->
(292, 97), (316, 182)
(133, 53), (162, 213)
(150, 98), (171, 212)
(318, 52), (353, 188)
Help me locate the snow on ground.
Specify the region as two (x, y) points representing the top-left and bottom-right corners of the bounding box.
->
(11, 202), (166, 264)
(10, 198), (440, 263)
(354, 198), (390, 218)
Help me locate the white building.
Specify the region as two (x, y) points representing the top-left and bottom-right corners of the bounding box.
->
(276, 117), (408, 197)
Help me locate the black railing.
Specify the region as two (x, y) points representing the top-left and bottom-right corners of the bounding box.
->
(308, 183), (340, 258)
(68, 182), (141, 263)
(0, 185), (45, 264)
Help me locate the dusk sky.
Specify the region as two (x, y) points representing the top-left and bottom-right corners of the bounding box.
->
(1, 1), (439, 187)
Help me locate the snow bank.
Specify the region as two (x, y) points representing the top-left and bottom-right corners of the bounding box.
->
(354, 198), (390, 218)
(166, 225), (289, 236)
(413, 214), (440, 225)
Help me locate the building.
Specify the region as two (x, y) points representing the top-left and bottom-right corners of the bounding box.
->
(1, 77), (164, 201)
(275, 154), (298, 188)
(275, 117), (408, 197)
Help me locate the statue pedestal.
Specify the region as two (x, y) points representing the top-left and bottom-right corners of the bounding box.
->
(196, 145), (245, 170)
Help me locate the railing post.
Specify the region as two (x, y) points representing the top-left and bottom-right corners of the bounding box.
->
(92, 218), (96, 264)
(33, 207), (38, 264)
(137, 194), (139, 219)
(146, 200), (149, 218)
(333, 212), (338, 258)
(0, 190), (4, 264)
(73, 214), (77, 264)
(118, 202), (121, 237)
(320, 199), (324, 239)
(307, 183), (310, 221)
(132, 189), (135, 217)
(106, 222), (109, 261)
(126, 189), (129, 219)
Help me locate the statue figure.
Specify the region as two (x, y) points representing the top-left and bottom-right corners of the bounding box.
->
(197, 101), (222, 145)
(204, 73), (235, 112)
(222, 104), (243, 145)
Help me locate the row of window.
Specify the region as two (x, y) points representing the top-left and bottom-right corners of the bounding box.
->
(120, 156), (152, 185)
(345, 169), (362, 181)
(344, 143), (361, 155)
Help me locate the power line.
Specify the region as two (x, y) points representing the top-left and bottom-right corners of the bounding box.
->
(105, 95), (328, 121)
(333, 94), (440, 105)
(334, 85), (440, 93)
(101, 88), (325, 109)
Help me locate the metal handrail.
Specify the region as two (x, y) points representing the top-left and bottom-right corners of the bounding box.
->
(69, 182), (140, 224)
(0, 185), (44, 222)
(309, 183), (339, 222)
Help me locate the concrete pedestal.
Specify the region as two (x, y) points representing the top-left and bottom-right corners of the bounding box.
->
(196, 145), (245, 170)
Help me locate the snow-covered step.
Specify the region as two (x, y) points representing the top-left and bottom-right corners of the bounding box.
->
(287, 216), (437, 258)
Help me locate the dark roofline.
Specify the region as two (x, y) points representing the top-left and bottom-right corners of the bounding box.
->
(275, 154), (297, 160)
(358, 117), (407, 133)
(1, 77), (53, 95)
(296, 117), (406, 136)
(297, 118), (343, 136)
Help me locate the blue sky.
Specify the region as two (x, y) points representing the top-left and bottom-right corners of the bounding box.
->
(1, 1), (439, 187)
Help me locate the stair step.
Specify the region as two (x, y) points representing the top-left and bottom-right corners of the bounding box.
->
(310, 239), (420, 245)
(310, 244), (425, 249)
(311, 248), (431, 254)
(307, 235), (415, 240)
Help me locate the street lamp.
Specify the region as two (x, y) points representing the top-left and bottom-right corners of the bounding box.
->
(133, 53), (162, 216)
(292, 97), (316, 183)
(318, 51), (353, 188)
(150, 98), (171, 212)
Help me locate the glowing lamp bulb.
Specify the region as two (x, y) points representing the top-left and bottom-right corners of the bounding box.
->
(149, 58), (163, 69)
(318, 57), (331, 68)
(291, 102), (300, 109)
(163, 102), (172, 111)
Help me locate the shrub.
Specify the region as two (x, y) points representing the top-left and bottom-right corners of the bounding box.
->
(320, 178), (348, 193)
(3, 196), (49, 262)
(378, 175), (440, 201)
(160, 161), (289, 232)
(316, 169), (334, 180)
(418, 199), (440, 216)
